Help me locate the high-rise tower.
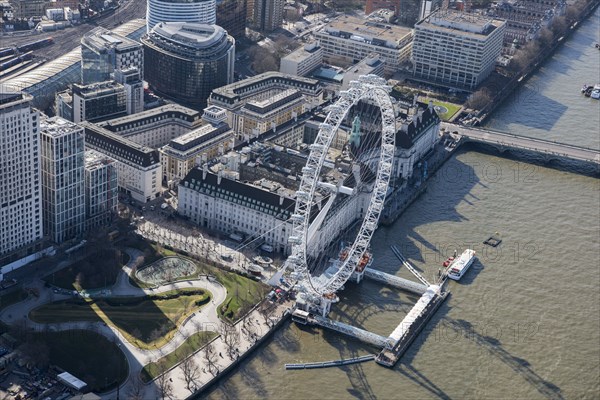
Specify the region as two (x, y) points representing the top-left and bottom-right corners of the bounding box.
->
(146, 0), (217, 32)
(0, 87), (43, 266)
(40, 117), (86, 243)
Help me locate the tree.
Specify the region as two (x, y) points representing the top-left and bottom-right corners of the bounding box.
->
(127, 375), (146, 400)
(550, 16), (567, 38)
(219, 321), (240, 358)
(258, 302), (275, 326)
(249, 46), (278, 73)
(203, 342), (218, 373)
(155, 361), (173, 400)
(466, 88), (492, 110)
(180, 356), (201, 392)
(537, 28), (553, 48)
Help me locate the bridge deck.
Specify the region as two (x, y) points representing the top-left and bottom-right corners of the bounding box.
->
(443, 123), (600, 165)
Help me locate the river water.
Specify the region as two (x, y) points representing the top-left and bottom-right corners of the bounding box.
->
(206, 10), (600, 400)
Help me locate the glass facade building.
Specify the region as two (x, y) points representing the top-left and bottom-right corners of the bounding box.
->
(142, 22), (235, 110)
(216, 0), (247, 39)
(147, 0), (217, 32)
(40, 117), (86, 244)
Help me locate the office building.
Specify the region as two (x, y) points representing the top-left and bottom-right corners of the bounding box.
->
(412, 10), (506, 89)
(82, 123), (162, 203)
(216, 0), (247, 39)
(160, 106), (233, 183)
(84, 150), (118, 229)
(71, 81), (127, 123)
(251, 0), (284, 32)
(0, 88), (43, 267)
(40, 117), (85, 244)
(81, 27), (144, 85)
(314, 14), (413, 75)
(98, 104), (203, 149)
(143, 22), (235, 110)
(146, 0), (216, 32)
(279, 43), (323, 77)
(178, 167), (294, 254)
(208, 71), (323, 138)
(114, 67), (144, 116)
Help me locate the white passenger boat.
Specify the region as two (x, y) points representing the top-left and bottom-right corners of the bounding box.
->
(446, 249), (476, 281)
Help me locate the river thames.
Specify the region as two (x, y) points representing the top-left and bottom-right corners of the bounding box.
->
(206, 9), (600, 399)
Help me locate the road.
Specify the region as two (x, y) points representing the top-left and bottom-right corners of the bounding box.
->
(0, 0), (147, 61)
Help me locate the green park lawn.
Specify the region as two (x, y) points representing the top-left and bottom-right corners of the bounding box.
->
(29, 288), (211, 350)
(423, 98), (462, 121)
(213, 269), (267, 321)
(140, 331), (217, 382)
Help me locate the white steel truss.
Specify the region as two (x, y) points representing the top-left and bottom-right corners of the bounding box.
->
(286, 75), (396, 298)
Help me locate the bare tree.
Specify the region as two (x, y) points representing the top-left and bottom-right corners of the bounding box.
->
(219, 322), (240, 358)
(203, 342), (218, 373)
(127, 375), (146, 400)
(180, 356), (201, 392)
(155, 361), (173, 400)
(249, 46), (278, 73)
(258, 303), (275, 326)
(466, 88), (493, 110)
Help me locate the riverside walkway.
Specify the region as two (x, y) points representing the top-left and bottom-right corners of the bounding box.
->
(443, 122), (600, 167)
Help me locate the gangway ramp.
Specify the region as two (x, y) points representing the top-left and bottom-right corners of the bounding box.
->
(390, 245), (430, 286)
(293, 310), (388, 348)
(364, 268), (428, 295)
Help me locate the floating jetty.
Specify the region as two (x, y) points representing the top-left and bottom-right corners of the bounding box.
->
(376, 285), (449, 367)
(285, 354), (375, 370)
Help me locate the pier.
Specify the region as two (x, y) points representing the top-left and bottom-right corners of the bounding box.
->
(444, 122), (600, 168)
(376, 286), (449, 367)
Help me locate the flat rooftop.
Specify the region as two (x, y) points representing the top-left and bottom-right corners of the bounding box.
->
(150, 22), (227, 48)
(283, 43), (321, 63)
(82, 27), (141, 52)
(319, 14), (412, 44)
(417, 10), (505, 36)
(40, 116), (81, 137)
(84, 149), (115, 170)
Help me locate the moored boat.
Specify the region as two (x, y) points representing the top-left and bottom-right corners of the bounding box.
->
(446, 249), (477, 281)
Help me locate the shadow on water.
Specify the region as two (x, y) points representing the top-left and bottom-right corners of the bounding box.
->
(443, 318), (564, 400)
(377, 155), (480, 276)
(455, 258), (485, 286)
